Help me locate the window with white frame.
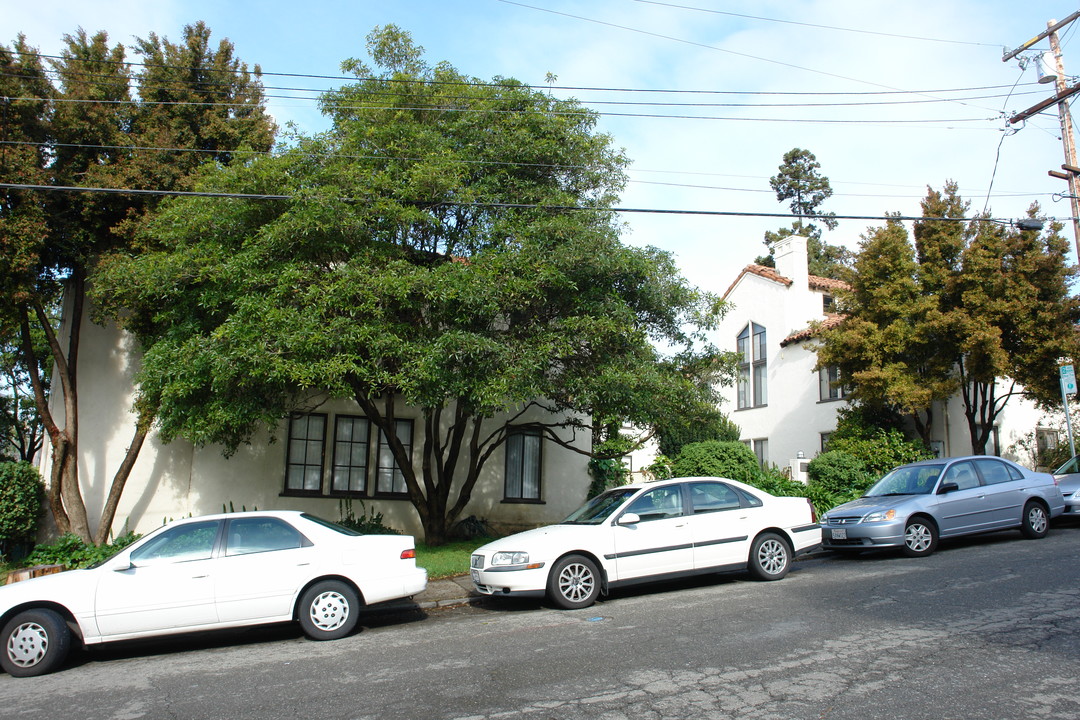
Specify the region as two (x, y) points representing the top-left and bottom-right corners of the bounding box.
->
(284, 413), (326, 495)
(505, 427), (542, 501)
(376, 420), (413, 495)
(737, 323), (767, 409)
(819, 366), (847, 401)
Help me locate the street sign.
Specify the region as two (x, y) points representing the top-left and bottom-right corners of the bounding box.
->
(1061, 364), (1076, 396)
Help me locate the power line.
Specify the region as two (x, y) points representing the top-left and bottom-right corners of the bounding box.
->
(0, 182), (1058, 226)
(629, 0), (1001, 47)
(13, 50), (1037, 97)
(0, 95), (996, 125)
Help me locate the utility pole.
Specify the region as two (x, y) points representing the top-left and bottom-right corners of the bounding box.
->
(1005, 13), (1080, 257)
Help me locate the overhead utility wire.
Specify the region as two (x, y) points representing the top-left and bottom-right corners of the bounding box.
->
(0, 140), (1039, 200)
(629, 0), (1000, 47)
(0, 72), (1043, 108)
(0, 96), (994, 125)
(495, 0), (998, 112)
(15, 50), (1032, 96)
(0, 182), (1049, 224)
(2, 64), (1045, 100)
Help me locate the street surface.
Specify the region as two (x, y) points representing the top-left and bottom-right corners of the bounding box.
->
(2, 521), (1079, 720)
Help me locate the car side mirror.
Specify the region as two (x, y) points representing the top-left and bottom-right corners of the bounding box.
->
(617, 513), (641, 526)
(937, 482), (959, 495)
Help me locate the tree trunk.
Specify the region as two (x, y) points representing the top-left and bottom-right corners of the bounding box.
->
(93, 420), (149, 545)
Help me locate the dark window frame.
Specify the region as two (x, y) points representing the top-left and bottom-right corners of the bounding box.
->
(283, 413), (328, 497)
(329, 415), (371, 497)
(504, 427), (544, 503)
(375, 418), (414, 499)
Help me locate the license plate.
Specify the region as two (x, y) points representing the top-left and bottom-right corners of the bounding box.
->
(471, 569), (481, 584)
(831, 528), (847, 540)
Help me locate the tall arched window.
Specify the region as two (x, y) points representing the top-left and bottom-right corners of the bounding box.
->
(737, 323), (767, 409)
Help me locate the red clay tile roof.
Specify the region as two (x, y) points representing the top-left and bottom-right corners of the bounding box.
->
(781, 313), (846, 347)
(722, 264), (850, 299)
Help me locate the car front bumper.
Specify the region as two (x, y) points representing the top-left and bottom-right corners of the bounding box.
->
(820, 521), (906, 550)
(470, 563), (548, 599)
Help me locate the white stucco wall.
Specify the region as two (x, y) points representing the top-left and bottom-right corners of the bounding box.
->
(39, 313), (592, 541)
(711, 235), (1051, 472)
(714, 236), (845, 469)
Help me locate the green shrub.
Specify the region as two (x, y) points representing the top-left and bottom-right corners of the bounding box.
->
(658, 413), (741, 459)
(588, 457), (629, 498)
(744, 465), (807, 497)
(672, 441), (759, 483)
(337, 498), (398, 534)
(23, 531), (141, 570)
(807, 451), (872, 495)
(827, 431), (933, 477)
(0, 462), (44, 554)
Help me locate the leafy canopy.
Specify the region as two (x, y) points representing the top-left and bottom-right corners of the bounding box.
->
(93, 26), (726, 543)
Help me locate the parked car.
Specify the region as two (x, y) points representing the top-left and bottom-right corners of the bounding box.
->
(470, 476), (821, 609)
(1052, 455), (1080, 516)
(821, 455), (1065, 557)
(0, 511), (427, 678)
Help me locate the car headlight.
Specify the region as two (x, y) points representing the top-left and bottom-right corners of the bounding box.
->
(819, 514), (829, 525)
(863, 509), (897, 523)
(490, 551), (530, 566)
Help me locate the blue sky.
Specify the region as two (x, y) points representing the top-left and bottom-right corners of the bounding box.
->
(7, 1), (1080, 291)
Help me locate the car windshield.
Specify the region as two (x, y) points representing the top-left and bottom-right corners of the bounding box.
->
(863, 464), (944, 497)
(1054, 456), (1080, 475)
(562, 488), (638, 525)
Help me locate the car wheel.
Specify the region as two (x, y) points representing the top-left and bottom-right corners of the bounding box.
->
(900, 517), (938, 557)
(297, 580), (361, 640)
(1020, 500), (1050, 539)
(748, 532), (791, 580)
(547, 554), (600, 609)
(1, 609), (71, 678)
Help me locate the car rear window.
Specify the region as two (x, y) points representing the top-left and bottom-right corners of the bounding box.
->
(301, 513), (363, 536)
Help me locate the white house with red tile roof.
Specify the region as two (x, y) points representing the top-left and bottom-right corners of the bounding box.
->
(715, 235), (1052, 474)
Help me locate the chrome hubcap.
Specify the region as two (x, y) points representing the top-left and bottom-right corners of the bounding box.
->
(906, 524), (933, 552)
(7, 622), (48, 668)
(758, 539), (788, 575)
(308, 591), (350, 632)
(558, 563), (595, 603)
(1029, 507), (1048, 533)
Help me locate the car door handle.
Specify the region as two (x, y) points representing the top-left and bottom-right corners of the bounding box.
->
(191, 574), (209, 579)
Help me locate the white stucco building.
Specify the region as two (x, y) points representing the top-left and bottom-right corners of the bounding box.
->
(38, 307), (593, 541)
(716, 235), (1050, 473)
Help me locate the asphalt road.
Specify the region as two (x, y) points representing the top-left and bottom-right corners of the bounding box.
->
(3, 521), (1079, 720)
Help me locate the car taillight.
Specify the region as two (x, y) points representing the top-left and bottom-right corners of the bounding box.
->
(401, 548), (416, 560)
(807, 498), (818, 523)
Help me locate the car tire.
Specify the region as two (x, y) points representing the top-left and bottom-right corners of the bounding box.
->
(297, 580), (361, 641)
(1, 608), (71, 678)
(748, 532), (791, 580)
(1020, 500), (1050, 539)
(900, 517), (938, 557)
(547, 554), (601, 609)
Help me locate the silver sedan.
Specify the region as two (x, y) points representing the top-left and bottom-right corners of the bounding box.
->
(820, 456), (1065, 557)
(1052, 455), (1080, 516)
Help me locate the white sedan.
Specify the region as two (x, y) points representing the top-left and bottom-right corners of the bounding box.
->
(0, 511), (427, 677)
(471, 477), (822, 609)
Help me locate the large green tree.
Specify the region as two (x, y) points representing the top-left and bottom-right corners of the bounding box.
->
(92, 26), (727, 544)
(759, 148), (851, 279)
(0, 24), (274, 543)
(817, 183), (1080, 454)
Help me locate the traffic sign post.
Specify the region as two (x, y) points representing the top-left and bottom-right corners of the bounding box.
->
(1060, 364), (1077, 458)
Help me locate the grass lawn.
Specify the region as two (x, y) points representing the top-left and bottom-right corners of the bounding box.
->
(414, 538), (491, 579)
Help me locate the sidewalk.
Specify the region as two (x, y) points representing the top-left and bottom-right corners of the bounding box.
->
(371, 574), (481, 614)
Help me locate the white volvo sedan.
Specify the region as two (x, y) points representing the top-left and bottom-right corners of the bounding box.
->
(471, 477), (821, 609)
(0, 511), (427, 677)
